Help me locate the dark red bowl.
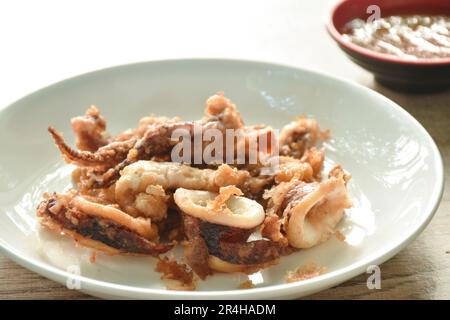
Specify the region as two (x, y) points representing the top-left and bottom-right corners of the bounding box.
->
(327, 0), (450, 93)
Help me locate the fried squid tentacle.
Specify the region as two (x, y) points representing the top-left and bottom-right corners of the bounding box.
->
(182, 214), (212, 280)
(89, 123), (278, 189)
(203, 91), (244, 129)
(114, 115), (182, 142)
(37, 192), (173, 255)
(279, 117), (329, 159)
(71, 105), (110, 152)
(272, 156), (315, 183)
(51, 104), (183, 168)
(48, 127), (137, 168)
(89, 121), (199, 188)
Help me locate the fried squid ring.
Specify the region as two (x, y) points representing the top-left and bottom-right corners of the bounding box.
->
(174, 187), (265, 229)
(285, 166), (352, 248)
(178, 188), (280, 276)
(37, 192), (173, 255)
(264, 165), (352, 249)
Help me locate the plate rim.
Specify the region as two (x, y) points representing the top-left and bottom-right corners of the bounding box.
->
(0, 58), (444, 299)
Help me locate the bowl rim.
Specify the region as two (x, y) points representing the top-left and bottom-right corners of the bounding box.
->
(0, 58), (444, 299)
(327, 0), (450, 66)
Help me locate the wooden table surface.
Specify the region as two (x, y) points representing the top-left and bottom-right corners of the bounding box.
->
(0, 0), (449, 299)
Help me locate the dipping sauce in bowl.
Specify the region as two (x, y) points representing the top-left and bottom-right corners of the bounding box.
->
(327, 0), (450, 93)
(342, 15), (450, 60)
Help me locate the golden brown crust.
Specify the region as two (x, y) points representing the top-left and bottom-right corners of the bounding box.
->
(38, 92), (352, 287)
(71, 105), (110, 152)
(261, 214), (288, 245)
(37, 193), (172, 256)
(182, 214), (212, 280)
(208, 255), (279, 274)
(39, 217), (122, 255)
(155, 256), (196, 291)
(238, 280), (256, 289)
(286, 262), (326, 283)
(48, 126), (136, 168)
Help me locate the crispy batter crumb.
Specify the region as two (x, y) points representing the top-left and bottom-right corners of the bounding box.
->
(261, 214), (288, 246)
(127, 148), (139, 162)
(335, 230), (346, 242)
(90, 251), (97, 263)
(207, 185), (243, 212)
(238, 280), (255, 289)
(286, 262), (327, 283)
(156, 256), (196, 291)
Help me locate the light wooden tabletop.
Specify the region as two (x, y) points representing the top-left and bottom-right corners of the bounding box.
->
(0, 0), (449, 299)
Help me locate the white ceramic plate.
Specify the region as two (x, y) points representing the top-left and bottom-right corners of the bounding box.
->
(0, 59), (443, 299)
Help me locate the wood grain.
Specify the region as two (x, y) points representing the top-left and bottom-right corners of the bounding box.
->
(0, 0), (449, 300)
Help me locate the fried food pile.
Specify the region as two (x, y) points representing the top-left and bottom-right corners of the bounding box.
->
(37, 92), (352, 289)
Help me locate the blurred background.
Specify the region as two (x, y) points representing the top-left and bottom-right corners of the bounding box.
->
(0, 0), (367, 108)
